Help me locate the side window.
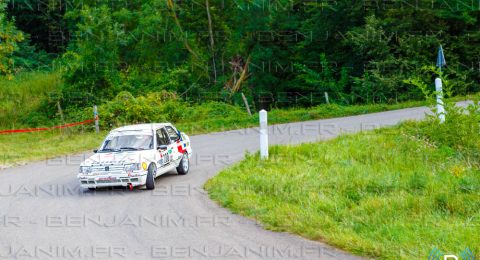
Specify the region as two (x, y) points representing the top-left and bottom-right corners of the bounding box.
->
(160, 128), (170, 144)
(156, 130), (167, 146)
(165, 126), (180, 142)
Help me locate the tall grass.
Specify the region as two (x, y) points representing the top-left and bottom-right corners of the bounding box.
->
(0, 71), (62, 127)
(0, 129), (104, 168)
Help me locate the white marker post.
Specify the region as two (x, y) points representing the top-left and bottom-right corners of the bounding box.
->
(435, 78), (446, 123)
(93, 105), (100, 133)
(259, 109), (268, 160)
(435, 45), (446, 123)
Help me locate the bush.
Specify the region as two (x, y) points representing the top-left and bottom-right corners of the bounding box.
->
(66, 91), (249, 130)
(401, 99), (480, 165)
(183, 101), (246, 121)
(95, 91), (182, 128)
(404, 70), (480, 163)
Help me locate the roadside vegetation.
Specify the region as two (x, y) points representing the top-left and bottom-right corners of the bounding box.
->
(205, 102), (480, 259)
(70, 91), (432, 134)
(2, 1), (480, 169)
(0, 71), (62, 127)
(0, 130), (104, 169)
(1, 2), (480, 256)
(0, 94), (432, 167)
(0, 71), (477, 167)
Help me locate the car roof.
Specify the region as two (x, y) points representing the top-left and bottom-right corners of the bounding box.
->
(110, 123), (173, 133)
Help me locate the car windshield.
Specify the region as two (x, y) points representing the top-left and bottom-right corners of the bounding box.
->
(100, 134), (153, 152)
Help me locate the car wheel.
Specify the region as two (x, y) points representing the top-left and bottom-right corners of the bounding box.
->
(146, 164), (156, 190)
(176, 152), (189, 175)
(88, 188), (96, 191)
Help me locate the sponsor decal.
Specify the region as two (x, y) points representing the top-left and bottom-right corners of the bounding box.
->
(177, 143), (184, 153)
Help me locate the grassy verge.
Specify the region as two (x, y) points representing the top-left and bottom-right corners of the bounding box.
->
(0, 100), (426, 166)
(175, 95), (477, 135)
(0, 129), (105, 169)
(1, 71), (477, 167)
(176, 100), (428, 135)
(0, 71), (62, 127)
(205, 120), (480, 259)
(0, 95), (477, 167)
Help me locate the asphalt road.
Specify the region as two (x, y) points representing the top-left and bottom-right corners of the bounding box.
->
(0, 102), (471, 260)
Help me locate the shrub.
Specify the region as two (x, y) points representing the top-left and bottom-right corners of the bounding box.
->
(401, 99), (480, 165)
(66, 91), (249, 130)
(404, 70), (480, 164)
(96, 91), (181, 128)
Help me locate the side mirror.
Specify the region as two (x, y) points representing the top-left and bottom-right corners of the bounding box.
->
(93, 149), (98, 153)
(157, 145), (168, 150)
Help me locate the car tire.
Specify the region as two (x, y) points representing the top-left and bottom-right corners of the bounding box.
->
(146, 164), (156, 190)
(176, 152), (189, 175)
(88, 188), (96, 191)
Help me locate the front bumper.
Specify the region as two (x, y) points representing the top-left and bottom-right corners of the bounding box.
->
(77, 171), (147, 189)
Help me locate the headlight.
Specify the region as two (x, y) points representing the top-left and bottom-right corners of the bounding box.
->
(124, 163), (141, 172)
(80, 166), (92, 174)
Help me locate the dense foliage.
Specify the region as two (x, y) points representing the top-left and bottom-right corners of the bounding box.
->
(3, 0), (480, 111)
(0, 2), (23, 78)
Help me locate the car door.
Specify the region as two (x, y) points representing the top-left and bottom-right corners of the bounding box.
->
(155, 128), (171, 169)
(165, 125), (183, 164)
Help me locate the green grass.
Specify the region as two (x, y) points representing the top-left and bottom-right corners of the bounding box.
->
(176, 95), (477, 135)
(0, 71), (477, 167)
(205, 123), (480, 259)
(0, 95), (477, 167)
(0, 129), (105, 168)
(0, 71), (62, 127)
(176, 100), (429, 135)
(0, 95), (434, 166)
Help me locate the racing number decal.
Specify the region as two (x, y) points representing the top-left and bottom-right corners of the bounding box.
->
(164, 150), (170, 164)
(158, 150), (170, 166)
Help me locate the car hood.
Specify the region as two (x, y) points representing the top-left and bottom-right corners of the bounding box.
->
(81, 150), (152, 166)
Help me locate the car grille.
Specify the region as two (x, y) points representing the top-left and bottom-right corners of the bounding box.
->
(96, 179), (119, 184)
(82, 177), (140, 185)
(91, 164), (124, 174)
(80, 164), (142, 186)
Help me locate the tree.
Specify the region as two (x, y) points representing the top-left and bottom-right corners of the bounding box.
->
(0, 1), (24, 79)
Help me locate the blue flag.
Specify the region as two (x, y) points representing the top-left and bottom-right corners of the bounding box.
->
(436, 45), (446, 69)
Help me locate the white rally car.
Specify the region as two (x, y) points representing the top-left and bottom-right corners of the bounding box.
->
(78, 123), (192, 190)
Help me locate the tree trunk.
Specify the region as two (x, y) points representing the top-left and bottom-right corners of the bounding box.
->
(166, 0), (200, 60)
(205, 0), (217, 82)
(241, 92), (252, 116)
